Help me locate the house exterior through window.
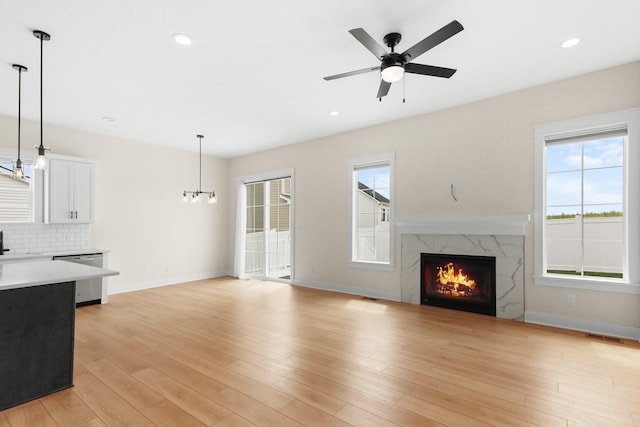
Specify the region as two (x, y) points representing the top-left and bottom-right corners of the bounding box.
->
(349, 153), (394, 267)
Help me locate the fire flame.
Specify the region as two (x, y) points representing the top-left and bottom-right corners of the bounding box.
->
(435, 262), (476, 296)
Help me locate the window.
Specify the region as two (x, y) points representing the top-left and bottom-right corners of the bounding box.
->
(349, 153), (394, 267)
(534, 108), (640, 293)
(0, 158), (33, 223)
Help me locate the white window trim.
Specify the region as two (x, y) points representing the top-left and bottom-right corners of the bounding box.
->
(348, 152), (395, 270)
(534, 108), (640, 294)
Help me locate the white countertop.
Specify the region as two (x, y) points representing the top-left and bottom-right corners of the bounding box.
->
(0, 260), (119, 291)
(0, 248), (109, 263)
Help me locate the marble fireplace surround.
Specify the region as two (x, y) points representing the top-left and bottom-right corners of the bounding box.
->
(399, 215), (530, 320)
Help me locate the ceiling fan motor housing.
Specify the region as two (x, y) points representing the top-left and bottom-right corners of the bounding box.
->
(381, 52), (406, 70)
(383, 32), (402, 50)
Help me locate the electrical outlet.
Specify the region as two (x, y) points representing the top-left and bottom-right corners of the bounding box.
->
(566, 295), (576, 306)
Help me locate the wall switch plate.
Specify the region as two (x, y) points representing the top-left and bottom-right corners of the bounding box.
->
(567, 295), (576, 306)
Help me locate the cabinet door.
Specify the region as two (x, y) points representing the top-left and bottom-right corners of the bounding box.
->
(74, 162), (94, 223)
(47, 159), (74, 223)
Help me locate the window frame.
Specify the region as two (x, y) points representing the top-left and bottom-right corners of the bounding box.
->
(534, 108), (640, 294)
(348, 152), (395, 270)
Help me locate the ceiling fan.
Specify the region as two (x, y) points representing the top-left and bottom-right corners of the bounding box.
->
(323, 20), (464, 99)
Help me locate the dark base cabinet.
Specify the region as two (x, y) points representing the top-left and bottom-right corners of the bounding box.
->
(0, 281), (76, 411)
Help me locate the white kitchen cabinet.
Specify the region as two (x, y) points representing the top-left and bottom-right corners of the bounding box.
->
(45, 158), (95, 223)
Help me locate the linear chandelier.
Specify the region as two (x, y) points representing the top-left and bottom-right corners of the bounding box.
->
(182, 134), (217, 204)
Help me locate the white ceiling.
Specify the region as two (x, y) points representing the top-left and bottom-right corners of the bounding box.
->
(1, 0), (639, 158)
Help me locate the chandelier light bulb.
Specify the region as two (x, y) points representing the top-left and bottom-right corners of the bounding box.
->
(13, 161), (24, 179)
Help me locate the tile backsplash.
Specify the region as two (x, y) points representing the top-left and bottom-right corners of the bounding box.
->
(0, 223), (90, 254)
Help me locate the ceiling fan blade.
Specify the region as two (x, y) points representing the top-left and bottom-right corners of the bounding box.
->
(323, 66), (380, 81)
(401, 20), (464, 61)
(349, 28), (388, 60)
(376, 80), (391, 98)
(404, 63), (457, 78)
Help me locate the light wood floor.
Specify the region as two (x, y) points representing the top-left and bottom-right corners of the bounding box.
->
(1, 277), (639, 427)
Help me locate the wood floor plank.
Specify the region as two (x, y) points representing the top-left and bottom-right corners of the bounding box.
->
(285, 367), (445, 426)
(72, 371), (153, 427)
(211, 388), (303, 427)
(140, 399), (207, 427)
(139, 350), (228, 397)
(333, 404), (399, 427)
(280, 399), (352, 427)
(84, 358), (164, 411)
(212, 413), (257, 426)
(2, 401), (57, 427)
(2, 277), (639, 426)
(40, 388), (104, 427)
(228, 359), (347, 415)
(132, 366), (231, 425)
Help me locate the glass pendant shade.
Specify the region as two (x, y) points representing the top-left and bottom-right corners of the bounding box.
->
(34, 145), (47, 170)
(13, 159), (24, 179)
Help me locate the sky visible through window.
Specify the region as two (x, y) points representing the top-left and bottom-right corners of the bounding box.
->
(546, 137), (623, 216)
(0, 161), (31, 178)
(357, 166), (390, 199)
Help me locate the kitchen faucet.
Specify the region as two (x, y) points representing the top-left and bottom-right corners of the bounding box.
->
(0, 230), (8, 255)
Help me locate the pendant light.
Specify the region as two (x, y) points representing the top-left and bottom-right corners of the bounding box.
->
(33, 30), (51, 170)
(182, 135), (217, 204)
(12, 64), (28, 180)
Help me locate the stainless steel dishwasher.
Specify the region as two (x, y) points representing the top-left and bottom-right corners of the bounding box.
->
(53, 253), (103, 306)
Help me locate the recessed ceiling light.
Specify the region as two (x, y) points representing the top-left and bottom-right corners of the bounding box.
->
(172, 33), (192, 46)
(561, 37), (581, 48)
(329, 111), (340, 117)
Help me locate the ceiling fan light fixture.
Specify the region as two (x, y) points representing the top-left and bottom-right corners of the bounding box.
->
(381, 64), (404, 83)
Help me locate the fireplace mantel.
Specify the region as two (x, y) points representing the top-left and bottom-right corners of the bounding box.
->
(396, 214), (530, 236)
(399, 215), (528, 320)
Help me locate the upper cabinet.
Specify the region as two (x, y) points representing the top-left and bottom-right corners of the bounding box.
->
(45, 158), (95, 224)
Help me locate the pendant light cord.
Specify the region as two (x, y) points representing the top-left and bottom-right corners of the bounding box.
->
(18, 67), (22, 161)
(198, 134), (203, 193)
(39, 34), (43, 150)
(12, 64), (27, 164)
(33, 30), (50, 158)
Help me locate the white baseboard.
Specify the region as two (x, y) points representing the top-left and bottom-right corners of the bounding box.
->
(108, 271), (230, 295)
(292, 279), (401, 302)
(525, 311), (640, 341)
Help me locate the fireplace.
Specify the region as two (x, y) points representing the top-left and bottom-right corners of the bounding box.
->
(421, 253), (496, 316)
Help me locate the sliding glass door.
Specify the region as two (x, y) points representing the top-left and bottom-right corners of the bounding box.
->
(243, 176), (292, 280)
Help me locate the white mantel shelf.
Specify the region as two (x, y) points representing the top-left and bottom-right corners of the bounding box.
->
(396, 214), (531, 236)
